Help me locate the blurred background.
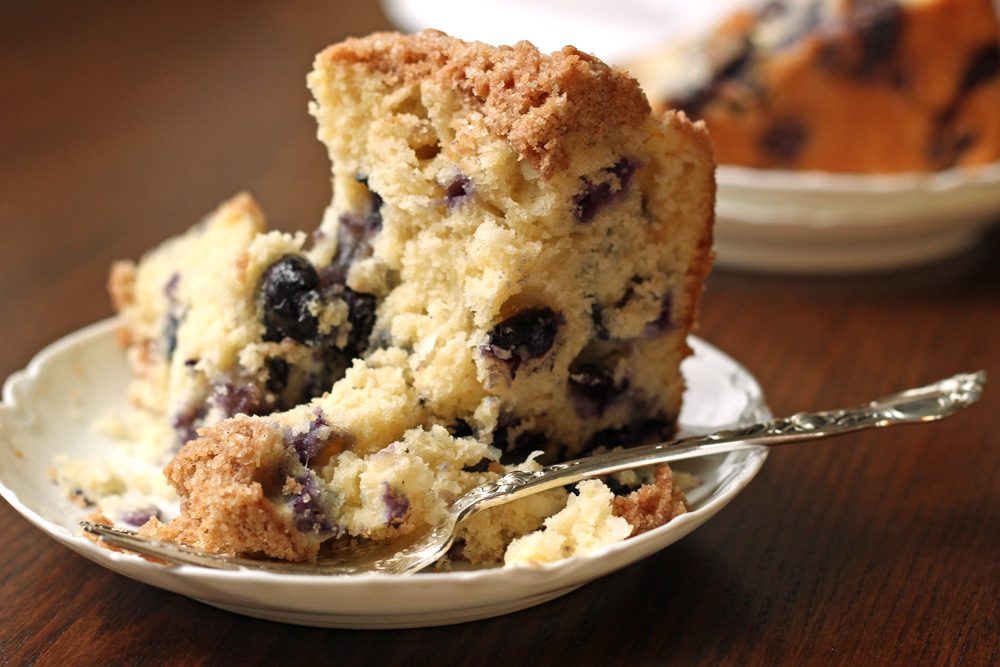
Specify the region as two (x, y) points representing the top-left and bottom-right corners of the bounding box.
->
(2, 3), (999, 663)
(382, 0), (749, 61)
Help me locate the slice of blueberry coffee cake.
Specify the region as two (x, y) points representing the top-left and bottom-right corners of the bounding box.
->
(129, 30), (714, 563)
(628, 0), (1000, 172)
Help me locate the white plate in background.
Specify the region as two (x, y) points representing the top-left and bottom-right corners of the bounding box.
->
(715, 163), (1000, 274)
(0, 319), (769, 628)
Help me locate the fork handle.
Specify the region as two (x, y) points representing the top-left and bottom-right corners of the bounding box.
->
(457, 371), (986, 517)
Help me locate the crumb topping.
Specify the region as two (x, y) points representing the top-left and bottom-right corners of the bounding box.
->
(315, 29), (651, 178)
(140, 416), (319, 560)
(612, 464), (688, 536)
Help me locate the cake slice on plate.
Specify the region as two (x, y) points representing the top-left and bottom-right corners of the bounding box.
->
(124, 30), (714, 562)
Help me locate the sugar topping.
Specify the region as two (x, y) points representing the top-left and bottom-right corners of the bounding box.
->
(316, 30), (651, 178)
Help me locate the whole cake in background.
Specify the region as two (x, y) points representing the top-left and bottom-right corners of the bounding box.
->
(84, 30), (714, 565)
(628, 0), (1000, 172)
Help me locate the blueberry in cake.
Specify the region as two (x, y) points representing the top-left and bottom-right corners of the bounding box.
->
(109, 193), (373, 450)
(628, 0), (1000, 172)
(115, 30), (713, 564)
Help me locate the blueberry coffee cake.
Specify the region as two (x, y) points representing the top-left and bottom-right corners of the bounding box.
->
(628, 0), (1000, 172)
(93, 30), (713, 564)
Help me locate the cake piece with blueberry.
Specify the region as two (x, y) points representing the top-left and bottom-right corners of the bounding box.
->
(109, 193), (375, 450)
(629, 0), (1000, 172)
(134, 30), (715, 562)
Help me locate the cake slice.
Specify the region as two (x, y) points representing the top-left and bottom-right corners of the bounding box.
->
(132, 30), (714, 562)
(628, 0), (1000, 172)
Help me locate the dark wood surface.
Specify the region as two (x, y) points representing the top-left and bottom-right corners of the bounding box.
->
(2, 2), (998, 665)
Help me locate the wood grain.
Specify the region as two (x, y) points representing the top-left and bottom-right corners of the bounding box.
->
(2, 2), (998, 664)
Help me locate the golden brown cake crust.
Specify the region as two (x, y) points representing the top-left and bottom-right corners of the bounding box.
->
(316, 29), (652, 179)
(140, 417), (319, 561)
(661, 110), (716, 334)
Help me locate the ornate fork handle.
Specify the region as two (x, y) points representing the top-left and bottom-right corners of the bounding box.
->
(452, 371), (987, 522)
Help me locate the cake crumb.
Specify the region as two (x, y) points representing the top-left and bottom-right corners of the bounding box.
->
(612, 463), (688, 537)
(503, 479), (631, 566)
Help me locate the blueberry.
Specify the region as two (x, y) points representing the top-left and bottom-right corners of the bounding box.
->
(443, 174), (474, 208)
(601, 474), (640, 496)
(960, 44), (1000, 95)
(447, 419), (475, 438)
(163, 310), (181, 361)
(163, 272), (180, 300)
(615, 284), (637, 309)
(758, 118), (808, 165)
(327, 180), (383, 284)
(486, 307), (561, 378)
(341, 288), (376, 357)
(573, 158), (641, 223)
(171, 402), (208, 447)
(579, 415), (675, 456)
(461, 458), (492, 473)
(268, 357), (343, 413)
(590, 303), (610, 341)
(382, 483), (410, 527)
(926, 44), (999, 168)
(119, 506), (162, 527)
(854, 3), (902, 79)
(69, 488), (95, 508)
(568, 363), (629, 417)
(568, 364), (619, 401)
(162, 273), (182, 360)
(285, 408), (334, 464)
(259, 256), (321, 343)
(815, 3), (903, 80)
(288, 471), (334, 535)
(215, 381), (268, 419)
(265, 358), (290, 395)
(492, 416), (550, 463)
(262, 283), (376, 402)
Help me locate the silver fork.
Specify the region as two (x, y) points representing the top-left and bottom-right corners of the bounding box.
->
(81, 371), (985, 575)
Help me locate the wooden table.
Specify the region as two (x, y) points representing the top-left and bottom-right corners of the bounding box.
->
(2, 2), (998, 664)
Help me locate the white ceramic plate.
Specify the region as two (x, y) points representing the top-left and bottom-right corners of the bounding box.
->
(0, 319), (769, 628)
(715, 163), (1000, 274)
